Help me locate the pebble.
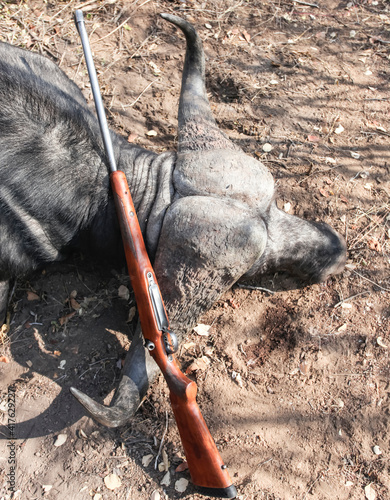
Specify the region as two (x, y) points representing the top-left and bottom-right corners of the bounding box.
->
(373, 445), (382, 455)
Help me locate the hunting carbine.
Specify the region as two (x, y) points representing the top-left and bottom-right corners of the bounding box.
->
(73, 10), (237, 499)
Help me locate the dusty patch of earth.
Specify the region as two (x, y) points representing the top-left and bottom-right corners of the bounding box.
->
(0, 1), (389, 499)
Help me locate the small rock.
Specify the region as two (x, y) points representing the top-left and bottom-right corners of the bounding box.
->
(283, 202), (291, 213)
(334, 124), (344, 134)
(118, 285), (130, 300)
(175, 478), (189, 493)
(150, 491), (161, 500)
(42, 485), (52, 493)
(345, 481), (354, 487)
(350, 151), (360, 159)
(262, 143), (273, 152)
(93, 494), (102, 500)
(373, 445), (382, 455)
(54, 434), (67, 447)
(146, 130), (158, 137)
(104, 473), (122, 490)
(231, 371), (243, 388)
(350, 30), (356, 38)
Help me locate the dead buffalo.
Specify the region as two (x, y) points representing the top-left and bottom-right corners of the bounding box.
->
(0, 14), (346, 427)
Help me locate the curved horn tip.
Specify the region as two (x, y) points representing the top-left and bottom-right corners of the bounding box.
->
(70, 386), (130, 428)
(160, 13), (197, 35)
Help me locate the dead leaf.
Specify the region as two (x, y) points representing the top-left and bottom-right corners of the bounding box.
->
(27, 291), (40, 301)
(227, 298), (239, 309)
(70, 297), (81, 310)
(367, 237), (381, 252)
(175, 478), (189, 493)
(0, 355), (9, 363)
(104, 473), (122, 490)
(186, 356), (210, 373)
(307, 135), (320, 142)
(377, 337), (388, 348)
(175, 461), (189, 472)
(54, 434), (67, 447)
(242, 30), (251, 43)
(339, 194), (348, 203)
(193, 324), (211, 336)
(127, 306), (137, 322)
(364, 483), (376, 500)
(142, 454), (154, 467)
(128, 132), (138, 142)
(299, 361), (309, 375)
(160, 471), (170, 486)
(182, 341), (196, 350)
(319, 188), (330, 197)
(58, 312), (76, 326)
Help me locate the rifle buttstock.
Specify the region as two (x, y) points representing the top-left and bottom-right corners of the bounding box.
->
(110, 170), (237, 498)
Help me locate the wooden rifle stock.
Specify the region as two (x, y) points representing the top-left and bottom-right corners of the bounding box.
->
(111, 171), (237, 498)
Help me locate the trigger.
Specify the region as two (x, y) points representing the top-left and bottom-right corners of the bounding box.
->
(162, 328), (179, 355)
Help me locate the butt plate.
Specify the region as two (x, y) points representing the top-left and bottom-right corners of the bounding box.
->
(196, 484), (237, 499)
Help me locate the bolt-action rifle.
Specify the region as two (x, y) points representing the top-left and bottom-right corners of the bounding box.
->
(74, 10), (237, 499)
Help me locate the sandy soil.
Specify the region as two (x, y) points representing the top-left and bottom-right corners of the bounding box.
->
(0, 1), (389, 499)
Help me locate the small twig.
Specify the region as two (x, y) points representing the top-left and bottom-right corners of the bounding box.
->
(353, 271), (390, 293)
(257, 457), (273, 468)
(154, 410), (169, 470)
(122, 80), (157, 108)
(293, 0), (319, 8)
(237, 283), (275, 295)
(333, 290), (370, 308)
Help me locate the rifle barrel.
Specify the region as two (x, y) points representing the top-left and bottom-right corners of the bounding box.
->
(74, 10), (117, 173)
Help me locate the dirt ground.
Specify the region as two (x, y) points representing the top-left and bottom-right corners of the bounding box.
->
(0, 0), (389, 499)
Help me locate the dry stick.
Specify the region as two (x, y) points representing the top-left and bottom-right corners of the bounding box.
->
(237, 283), (275, 295)
(293, 0), (319, 7)
(122, 79), (158, 108)
(333, 290), (370, 308)
(154, 410), (169, 470)
(353, 270), (390, 293)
